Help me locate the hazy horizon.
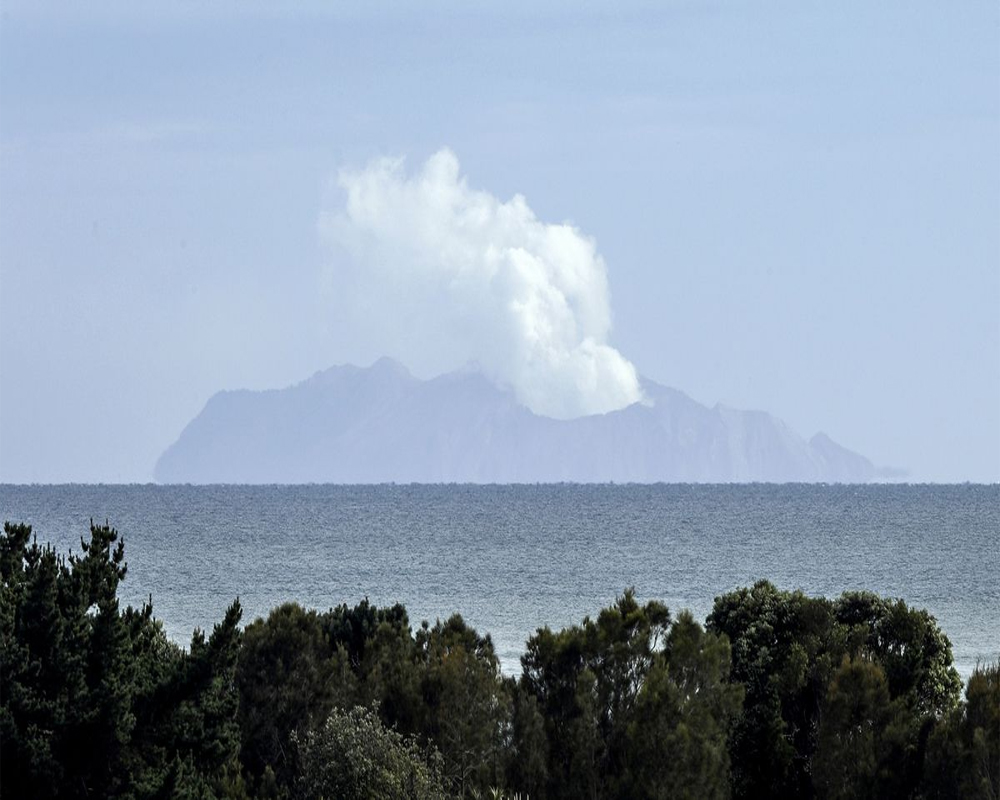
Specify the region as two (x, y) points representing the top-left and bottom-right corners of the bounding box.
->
(2, 2), (998, 483)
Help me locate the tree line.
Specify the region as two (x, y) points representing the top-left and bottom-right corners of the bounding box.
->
(1, 521), (997, 799)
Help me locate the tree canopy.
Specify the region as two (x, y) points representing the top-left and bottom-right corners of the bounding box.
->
(1, 521), (992, 799)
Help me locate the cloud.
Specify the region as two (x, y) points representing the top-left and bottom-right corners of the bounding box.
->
(320, 148), (643, 419)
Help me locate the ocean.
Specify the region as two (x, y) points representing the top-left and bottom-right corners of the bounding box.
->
(1, 484), (996, 679)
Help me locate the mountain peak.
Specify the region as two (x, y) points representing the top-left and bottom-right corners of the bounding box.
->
(369, 356), (412, 377)
(155, 360), (893, 483)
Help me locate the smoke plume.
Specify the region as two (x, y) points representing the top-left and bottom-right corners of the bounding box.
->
(321, 148), (643, 419)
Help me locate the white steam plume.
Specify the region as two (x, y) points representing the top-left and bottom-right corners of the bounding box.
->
(320, 148), (643, 419)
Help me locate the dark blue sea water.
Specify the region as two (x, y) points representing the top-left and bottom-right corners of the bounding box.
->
(1, 484), (997, 679)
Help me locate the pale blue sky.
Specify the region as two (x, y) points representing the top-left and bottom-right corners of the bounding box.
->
(1, 1), (998, 482)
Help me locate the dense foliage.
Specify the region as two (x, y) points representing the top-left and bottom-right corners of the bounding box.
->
(293, 705), (446, 799)
(0, 521), (244, 798)
(2, 521), (996, 799)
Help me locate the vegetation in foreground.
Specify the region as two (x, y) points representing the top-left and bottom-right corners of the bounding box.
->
(1, 521), (997, 799)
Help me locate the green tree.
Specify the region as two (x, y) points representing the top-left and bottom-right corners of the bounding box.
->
(506, 678), (549, 798)
(834, 592), (961, 717)
(331, 599), (422, 734)
(0, 521), (138, 797)
(520, 589), (671, 799)
(709, 581), (964, 799)
(237, 602), (343, 789)
(627, 611), (744, 800)
(161, 599), (245, 795)
(416, 615), (511, 797)
(1, 521), (244, 799)
(293, 705), (446, 800)
(813, 656), (915, 800)
(921, 661), (1000, 799)
(707, 580), (842, 798)
(1, 523), (71, 796)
